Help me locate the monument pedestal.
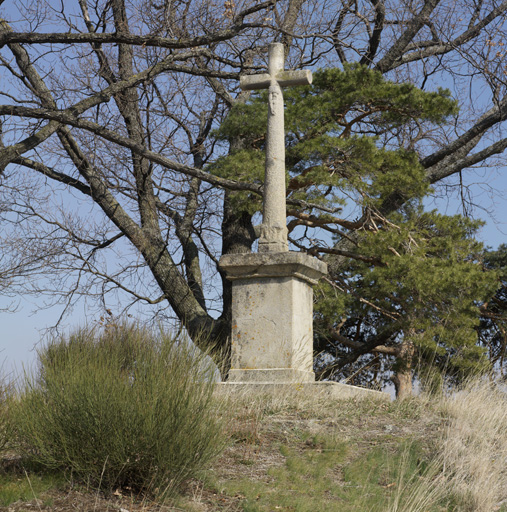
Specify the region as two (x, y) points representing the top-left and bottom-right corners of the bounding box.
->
(216, 43), (389, 400)
(219, 252), (327, 383)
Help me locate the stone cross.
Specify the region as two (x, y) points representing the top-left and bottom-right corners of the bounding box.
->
(240, 43), (312, 253)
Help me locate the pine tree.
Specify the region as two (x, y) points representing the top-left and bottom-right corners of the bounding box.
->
(314, 210), (498, 398)
(212, 65), (455, 215)
(212, 65), (499, 397)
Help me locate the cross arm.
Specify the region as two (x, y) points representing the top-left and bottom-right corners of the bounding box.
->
(240, 70), (312, 91)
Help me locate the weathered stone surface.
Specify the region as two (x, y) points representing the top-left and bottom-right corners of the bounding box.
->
(240, 70), (312, 91)
(220, 252), (326, 383)
(239, 43), (312, 253)
(228, 369), (315, 383)
(218, 381), (390, 400)
(219, 251), (327, 284)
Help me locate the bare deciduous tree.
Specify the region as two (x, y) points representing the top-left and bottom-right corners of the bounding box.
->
(1, 0), (507, 382)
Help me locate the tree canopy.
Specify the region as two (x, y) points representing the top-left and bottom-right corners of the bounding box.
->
(1, 0), (507, 395)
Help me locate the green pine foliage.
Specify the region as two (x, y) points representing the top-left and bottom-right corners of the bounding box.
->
(211, 65), (457, 213)
(212, 64), (498, 389)
(314, 209), (499, 384)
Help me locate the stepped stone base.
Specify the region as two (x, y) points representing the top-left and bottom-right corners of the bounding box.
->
(227, 368), (315, 383)
(218, 381), (390, 400)
(218, 251), (391, 400)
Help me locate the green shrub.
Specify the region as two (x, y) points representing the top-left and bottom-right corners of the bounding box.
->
(13, 323), (226, 498)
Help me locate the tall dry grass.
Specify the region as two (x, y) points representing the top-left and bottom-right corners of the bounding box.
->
(0, 374), (13, 453)
(387, 378), (507, 512)
(439, 380), (507, 511)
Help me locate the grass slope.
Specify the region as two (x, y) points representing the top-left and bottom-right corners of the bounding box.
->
(1, 383), (507, 511)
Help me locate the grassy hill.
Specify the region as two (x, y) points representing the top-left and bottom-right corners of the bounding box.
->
(1, 381), (507, 512)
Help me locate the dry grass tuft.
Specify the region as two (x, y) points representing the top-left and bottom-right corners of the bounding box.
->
(0, 373), (14, 455)
(438, 379), (507, 511)
(386, 378), (507, 512)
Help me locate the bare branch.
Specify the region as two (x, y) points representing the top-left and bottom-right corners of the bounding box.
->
(375, 0), (442, 73)
(387, 1), (507, 70)
(0, 0), (278, 49)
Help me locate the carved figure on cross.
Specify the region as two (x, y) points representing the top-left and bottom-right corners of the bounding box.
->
(240, 42), (312, 253)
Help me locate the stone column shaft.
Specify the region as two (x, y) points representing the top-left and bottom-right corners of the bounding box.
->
(239, 42), (312, 253)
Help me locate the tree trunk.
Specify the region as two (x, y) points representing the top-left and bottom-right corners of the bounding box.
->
(392, 337), (415, 399)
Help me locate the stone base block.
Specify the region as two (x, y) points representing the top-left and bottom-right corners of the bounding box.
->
(218, 381), (390, 400)
(219, 251), (327, 380)
(228, 368), (315, 383)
